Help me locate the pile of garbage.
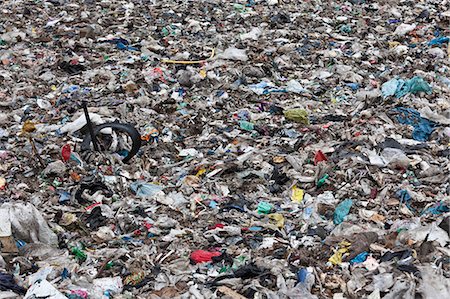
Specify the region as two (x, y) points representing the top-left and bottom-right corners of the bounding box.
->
(1, 0), (449, 298)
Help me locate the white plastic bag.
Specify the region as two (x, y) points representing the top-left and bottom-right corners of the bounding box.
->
(1, 202), (58, 245)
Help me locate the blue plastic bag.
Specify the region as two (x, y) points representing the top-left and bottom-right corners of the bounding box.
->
(394, 107), (435, 141)
(350, 252), (369, 264)
(428, 36), (449, 46)
(333, 199), (353, 225)
(382, 78), (403, 98)
(396, 189), (414, 212)
(130, 181), (164, 198)
(297, 268), (309, 283)
(421, 201), (449, 215)
(382, 76), (432, 98)
(404, 77), (432, 96)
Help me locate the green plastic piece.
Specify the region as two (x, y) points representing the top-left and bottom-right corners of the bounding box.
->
(71, 247), (87, 262)
(106, 261), (114, 269)
(257, 201), (273, 214)
(407, 76), (432, 95)
(340, 25), (352, 33)
(239, 120), (254, 131)
(233, 4), (246, 13)
(284, 109), (310, 125)
(317, 174), (329, 187)
(52, 178), (62, 187)
(161, 27), (170, 37)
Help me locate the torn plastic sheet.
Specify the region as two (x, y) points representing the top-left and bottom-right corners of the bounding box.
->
(24, 280), (66, 299)
(382, 77), (432, 98)
(393, 107), (436, 141)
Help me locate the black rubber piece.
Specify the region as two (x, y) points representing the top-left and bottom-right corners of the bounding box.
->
(81, 121), (141, 163)
(82, 101), (99, 152)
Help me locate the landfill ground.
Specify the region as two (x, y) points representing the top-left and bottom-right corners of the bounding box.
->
(1, 0), (450, 298)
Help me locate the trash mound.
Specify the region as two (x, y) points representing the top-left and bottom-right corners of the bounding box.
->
(1, 0), (449, 298)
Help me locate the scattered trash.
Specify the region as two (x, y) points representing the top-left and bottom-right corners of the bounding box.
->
(1, 0), (449, 298)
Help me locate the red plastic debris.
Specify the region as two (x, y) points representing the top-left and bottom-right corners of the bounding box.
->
(314, 150), (328, 165)
(208, 223), (225, 230)
(190, 250), (221, 264)
(0, 178), (6, 191)
(85, 202), (102, 211)
(370, 188), (378, 199)
(143, 221), (153, 230)
(61, 144), (71, 162)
